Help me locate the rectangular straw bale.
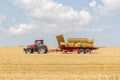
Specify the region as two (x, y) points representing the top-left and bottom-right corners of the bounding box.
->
(74, 38), (81, 43)
(67, 42), (75, 47)
(56, 34), (65, 45)
(60, 42), (68, 47)
(68, 38), (81, 43)
(78, 38), (88, 42)
(87, 38), (94, 43)
(67, 38), (75, 43)
(81, 43), (94, 47)
(75, 42), (81, 47)
(88, 44), (94, 47)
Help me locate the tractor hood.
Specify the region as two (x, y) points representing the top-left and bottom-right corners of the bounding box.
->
(27, 44), (35, 48)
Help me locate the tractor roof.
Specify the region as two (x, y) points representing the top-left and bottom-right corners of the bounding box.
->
(35, 39), (44, 41)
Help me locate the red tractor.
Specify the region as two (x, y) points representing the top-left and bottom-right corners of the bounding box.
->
(24, 40), (48, 54)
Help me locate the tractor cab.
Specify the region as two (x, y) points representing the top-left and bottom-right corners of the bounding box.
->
(35, 40), (44, 46)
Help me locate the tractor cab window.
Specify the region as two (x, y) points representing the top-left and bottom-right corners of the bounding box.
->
(35, 40), (43, 46)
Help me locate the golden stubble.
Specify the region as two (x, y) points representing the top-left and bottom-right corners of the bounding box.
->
(0, 46), (120, 80)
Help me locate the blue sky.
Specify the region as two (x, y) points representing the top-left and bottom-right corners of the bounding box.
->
(0, 0), (120, 46)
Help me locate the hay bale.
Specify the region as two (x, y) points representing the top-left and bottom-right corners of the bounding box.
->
(74, 38), (81, 43)
(81, 43), (88, 47)
(81, 43), (94, 47)
(78, 38), (88, 42)
(67, 38), (75, 43)
(67, 42), (75, 47)
(68, 38), (84, 43)
(60, 42), (67, 47)
(75, 42), (81, 47)
(87, 38), (94, 43)
(56, 34), (65, 45)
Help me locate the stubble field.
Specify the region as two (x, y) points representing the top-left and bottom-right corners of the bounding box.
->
(0, 46), (120, 80)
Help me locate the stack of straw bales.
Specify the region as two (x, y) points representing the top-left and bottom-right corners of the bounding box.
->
(60, 38), (94, 47)
(56, 34), (94, 47)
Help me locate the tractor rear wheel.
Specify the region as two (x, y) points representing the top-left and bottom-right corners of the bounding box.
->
(38, 46), (48, 54)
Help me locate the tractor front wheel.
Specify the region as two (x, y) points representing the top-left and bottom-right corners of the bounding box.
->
(38, 46), (48, 54)
(25, 48), (33, 54)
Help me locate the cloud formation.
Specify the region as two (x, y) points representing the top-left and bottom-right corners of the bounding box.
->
(0, 15), (5, 31)
(89, 0), (97, 8)
(89, 0), (120, 15)
(9, 23), (34, 34)
(0, 15), (5, 25)
(101, 0), (120, 15)
(10, 0), (93, 34)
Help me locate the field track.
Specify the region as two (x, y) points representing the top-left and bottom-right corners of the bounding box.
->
(1, 64), (120, 70)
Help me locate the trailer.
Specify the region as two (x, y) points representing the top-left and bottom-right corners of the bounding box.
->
(52, 34), (98, 54)
(24, 34), (98, 54)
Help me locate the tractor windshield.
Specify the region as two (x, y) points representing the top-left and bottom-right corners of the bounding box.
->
(35, 40), (43, 46)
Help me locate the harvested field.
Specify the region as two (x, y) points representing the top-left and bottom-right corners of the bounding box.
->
(0, 46), (120, 80)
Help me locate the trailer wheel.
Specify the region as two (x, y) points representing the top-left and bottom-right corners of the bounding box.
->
(25, 48), (33, 54)
(38, 46), (48, 54)
(84, 49), (91, 54)
(78, 49), (84, 54)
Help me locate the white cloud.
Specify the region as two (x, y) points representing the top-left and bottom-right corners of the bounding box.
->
(0, 15), (5, 25)
(75, 27), (103, 32)
(89, 0), (97, 8)
(0, 27), (4, 32)
(91, 28), (103, 32)
(10, 0), (93, 34)
(90, 0), (120, 15)
(101, 0), (120, 15)
(9, 23), (34, 34)
(0, 15), (5, 31)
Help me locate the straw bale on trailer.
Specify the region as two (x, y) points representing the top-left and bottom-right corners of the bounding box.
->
(68, 38), (88, 43)
(87, 38), (94, 44)
(56, 34), (65, 45)
(60, 42), (75, 47)
(75, 42), (81, 47)
(81, 43), (94, 47)
(60, 42), (68, 47)
(78, 38), (88, 43)
(67, 43), (75, 47)
(67, 38), (75, 43)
